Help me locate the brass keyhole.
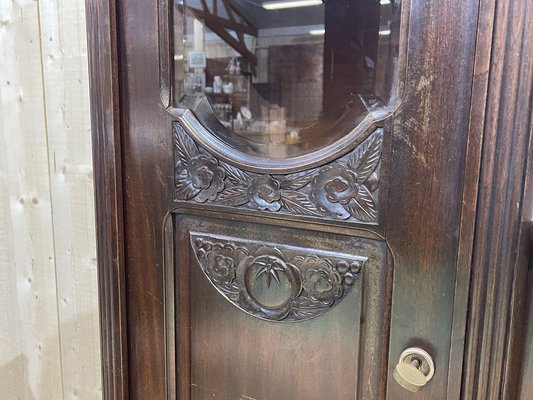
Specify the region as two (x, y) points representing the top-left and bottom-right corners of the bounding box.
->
(393, 348), (435, 393)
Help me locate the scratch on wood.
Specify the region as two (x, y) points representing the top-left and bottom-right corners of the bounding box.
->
(416, 75), (432, 91)
(147, 290), (163, 305)
(396, 129), (429, 168)
(192, 383), (218, 397)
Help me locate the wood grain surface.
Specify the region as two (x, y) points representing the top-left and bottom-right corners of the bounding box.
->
(1, 0), (101, 399)
(85, 0), (533, 397)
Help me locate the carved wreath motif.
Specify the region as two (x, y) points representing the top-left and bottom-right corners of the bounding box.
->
(191, 233), (366, 322)
(174, 123), (383, 224)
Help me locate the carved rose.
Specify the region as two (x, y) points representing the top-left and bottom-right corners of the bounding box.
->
(207, 254), (236, 284)
(188, 155), (225, 202)
(303, 267), (343, 306)
(309, 164), (359, 219)
(247, 175), (282, 211)
(195, 238), (249, 301)
(300, 256), (343, 306)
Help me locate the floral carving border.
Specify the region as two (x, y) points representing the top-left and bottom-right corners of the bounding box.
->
(174, 122), (383, 224)
(191, 233), (366, 322)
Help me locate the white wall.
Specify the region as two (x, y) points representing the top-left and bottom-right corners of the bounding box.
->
(0, 1), (101, 399)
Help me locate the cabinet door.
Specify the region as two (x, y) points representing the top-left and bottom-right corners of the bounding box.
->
(87, 0), (500, 398)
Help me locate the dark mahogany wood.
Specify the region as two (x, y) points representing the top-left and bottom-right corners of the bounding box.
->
(518, 102), (533, 398)
(85, 1), (128, 399)
(172, 215), (391, 399)
(383, 0), (481, 397)
(85, 0), (533, 398)
(461, 0), (533, 398)
(519, 271), (533, 399)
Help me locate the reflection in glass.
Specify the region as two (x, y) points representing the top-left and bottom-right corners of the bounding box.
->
(173, 0), (400, 157)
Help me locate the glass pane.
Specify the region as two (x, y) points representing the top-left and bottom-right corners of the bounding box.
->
(173, 0), (401, 157)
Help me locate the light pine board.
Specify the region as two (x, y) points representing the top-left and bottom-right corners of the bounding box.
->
(0, 1), (101, 399)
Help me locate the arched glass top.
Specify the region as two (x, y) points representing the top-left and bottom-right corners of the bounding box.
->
(173, 0), (402, 160)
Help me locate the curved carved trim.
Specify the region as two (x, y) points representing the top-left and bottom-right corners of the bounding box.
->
(173, 106), (386, 173)
(191, 233), (366, 322)
(174, 122), (383, 224)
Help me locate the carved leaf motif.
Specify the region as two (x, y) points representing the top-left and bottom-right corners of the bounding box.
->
(217, 186), (249, 206)
(218, 282), (240, 302)
(288, 293), (330, 319)
(344, 185), (378, 222)
(174, 124), (200, 167)
(280, 190), (320, 216)
(176, 169), (200, 199)
(174, 122), (382, 225)
(221, 162), (253, 185)
(292, 308), (322, 319)
(347, 130), (383, 184)
(291, 296), (327, 309)
(279, 169), (317, 190)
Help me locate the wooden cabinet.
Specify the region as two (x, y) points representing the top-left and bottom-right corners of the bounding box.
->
(85, 0), (533, 398)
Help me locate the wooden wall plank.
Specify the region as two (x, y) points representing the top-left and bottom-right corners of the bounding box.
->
(38, 0), (102, 398)
(0, 1), (64, 398)
(0, 103), (27, 400)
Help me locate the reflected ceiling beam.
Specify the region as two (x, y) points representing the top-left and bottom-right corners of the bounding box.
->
(187, 0), (258, 66)
(222, 0), (244, 42)
(187, 7), (257, 36)
(221, 0), (256, 31)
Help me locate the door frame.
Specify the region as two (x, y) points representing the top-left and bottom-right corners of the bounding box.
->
(455, 1), (533, 397)
(85, 0), (533, 398)
(85, 2), (128, 398)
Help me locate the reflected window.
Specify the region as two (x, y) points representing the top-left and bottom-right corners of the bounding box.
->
(173, 0), (400, 152)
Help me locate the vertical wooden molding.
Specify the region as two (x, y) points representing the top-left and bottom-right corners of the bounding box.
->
(158, 0), (172, 107)
(462, 0), (533, 397)
(85, 0), (128, 399)
(446, 0), (494, 397)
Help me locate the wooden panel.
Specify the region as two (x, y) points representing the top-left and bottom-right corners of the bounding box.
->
(0, 1), (63, 398)
(39, 0), (102, 398)
(172, 215), (390, 400)
(173, 123), (383, 224)
(0, 102), (27, 400)
(0, 0), (101, 399)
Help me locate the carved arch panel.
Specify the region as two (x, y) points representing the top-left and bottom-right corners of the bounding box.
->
(191, 232), (367, 322)
(174, 122), (384, 224)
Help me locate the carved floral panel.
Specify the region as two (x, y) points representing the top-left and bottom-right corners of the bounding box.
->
(191, 233), (367, 322)
(174, 122), (383, 224)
